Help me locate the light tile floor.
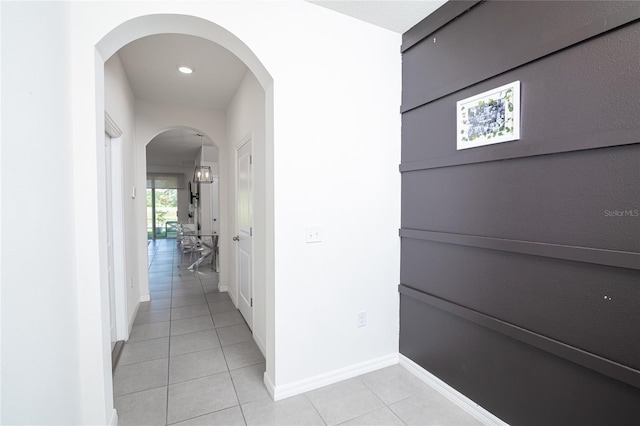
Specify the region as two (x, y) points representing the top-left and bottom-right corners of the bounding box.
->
(114, 239), (482, 425)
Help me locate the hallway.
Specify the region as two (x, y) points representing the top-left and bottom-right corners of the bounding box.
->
(113, 239), (481, 425)
(115, 239), (266, 425)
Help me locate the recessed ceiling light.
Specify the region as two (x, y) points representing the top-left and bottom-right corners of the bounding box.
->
(177, 65), (194, 74)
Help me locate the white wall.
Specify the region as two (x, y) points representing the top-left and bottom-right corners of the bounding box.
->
(226, 70), (267, 354)
(105, 52), (141, 331)
(0, 2), (83, 423)
(267, 4), (402, 388)
(2, 2), (402, 423)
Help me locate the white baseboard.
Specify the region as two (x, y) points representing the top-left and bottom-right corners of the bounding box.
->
(268, 353), (399, 401)
(263, 371), (276, 400)
(253, 331), (266, 357)
(399, 354), (508, 426)
(226, 285), (238, 306)
(218, 285), (229, 292)
(140, 294), (151, 302)
(127, 300), (142, 338)
(109, 408), (118, 426)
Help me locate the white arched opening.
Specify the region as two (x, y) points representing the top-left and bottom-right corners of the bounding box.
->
(145, 126), (220, 240)
(95, 13), (275, 423)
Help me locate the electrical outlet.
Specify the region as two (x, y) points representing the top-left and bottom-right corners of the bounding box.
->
(357, 311), (367, 328)
(129, 277), (134, 289)
(305, 225), (323, 243)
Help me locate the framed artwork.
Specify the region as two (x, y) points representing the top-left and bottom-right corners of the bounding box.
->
(457, 81), (520, 150)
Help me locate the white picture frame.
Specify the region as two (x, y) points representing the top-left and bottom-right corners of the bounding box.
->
(457, 81), (520, 150)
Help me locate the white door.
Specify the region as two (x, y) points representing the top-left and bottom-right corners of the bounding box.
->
(235, 140), (253, 329)
(105, 133), (117, 350)
(210, 177), (219, 233)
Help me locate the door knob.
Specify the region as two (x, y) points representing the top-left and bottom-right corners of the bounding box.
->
(233, 236), (240, 241)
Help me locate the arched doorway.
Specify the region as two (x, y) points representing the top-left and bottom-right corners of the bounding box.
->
(96, 14), (275, 423)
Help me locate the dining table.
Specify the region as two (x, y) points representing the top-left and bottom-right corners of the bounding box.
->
(183, 230), (219, 272)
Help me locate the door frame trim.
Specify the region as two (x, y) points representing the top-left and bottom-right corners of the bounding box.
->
(234, 134), (254, 328)
(105, 113), (129, 341)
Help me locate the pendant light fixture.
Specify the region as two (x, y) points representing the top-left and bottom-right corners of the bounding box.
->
(193, 133), (214, 184)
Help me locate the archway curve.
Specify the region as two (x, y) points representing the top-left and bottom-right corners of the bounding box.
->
(144, 126), (219, 149)
(146, 126), (220, 241)
(96, 14), (273, 90)
(95, 12), (276, 406)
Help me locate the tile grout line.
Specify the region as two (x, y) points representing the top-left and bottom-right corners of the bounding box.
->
(303, 393), (329, 426)
(131, 240), (239, 425)
(164, 242), (175, 426)
(356, 376), (409, 425)
(200, 263), (247, 424)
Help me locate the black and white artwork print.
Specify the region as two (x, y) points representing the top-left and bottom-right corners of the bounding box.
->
(457, 81), (520, 150)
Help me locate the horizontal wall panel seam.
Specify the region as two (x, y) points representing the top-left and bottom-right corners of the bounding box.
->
(399, 229), (640, 270)
(399, 132), (640, 172)
(398, 284), (640, 389)
(401, 6), (640, 113)
(401, 0), (482, 52)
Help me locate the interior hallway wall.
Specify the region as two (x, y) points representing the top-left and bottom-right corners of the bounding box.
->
(226, 70), (267, 354)
(1, 2), (83, 424)
(105, 52), (140, 329)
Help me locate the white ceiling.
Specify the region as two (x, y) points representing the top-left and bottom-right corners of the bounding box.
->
(118, 33), (248, 110)
(307, 0), (447, 33)
(119, 2), (447, 167)
(118, 34), (239, 166)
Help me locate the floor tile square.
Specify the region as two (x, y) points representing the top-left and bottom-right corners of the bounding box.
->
(212, 310), (245, 328)
(169, 348), (227, 384)
(115, 387), (167, 426)
(389, 391), (482, 426)
(167, 373), (238, 424)
(170, 330), (220, 356)
(171, 304), (211, 320)
(241, 395), (324, 426)
(230, 362), (270, 404)
(169, 406), (246, 426)
(205, 291), (231, 303)
(149, 282), (172, 292)
(172, 288), (204, 298)
(173, 274), (199, 283)
(341, 407), (405, 426)
(173, 281), (203, 290)
(150, 289), (172, 300)
(202, 285), (218, 295)
(360, 365), (432, 405)
(119, 337), (169, 366)
(171, 315), (214, 336)
(129, 321), (170, 342)
(149, 274), (173, 281)
(306, 378), (384, 425)
(134, 309), (171, 325)
(216, 324), (252, 347)
(222, 340), (265, 370)
(172, 295), (207, 308)
(113, 358), (168, 396)
(209, 300), (236, 314)
(150, 275), (173, 283)
(149, 270), (172, 277)
(139, 299), (172, 312)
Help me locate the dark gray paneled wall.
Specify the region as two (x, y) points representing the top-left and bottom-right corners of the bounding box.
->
(399, 1), (640, 425)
